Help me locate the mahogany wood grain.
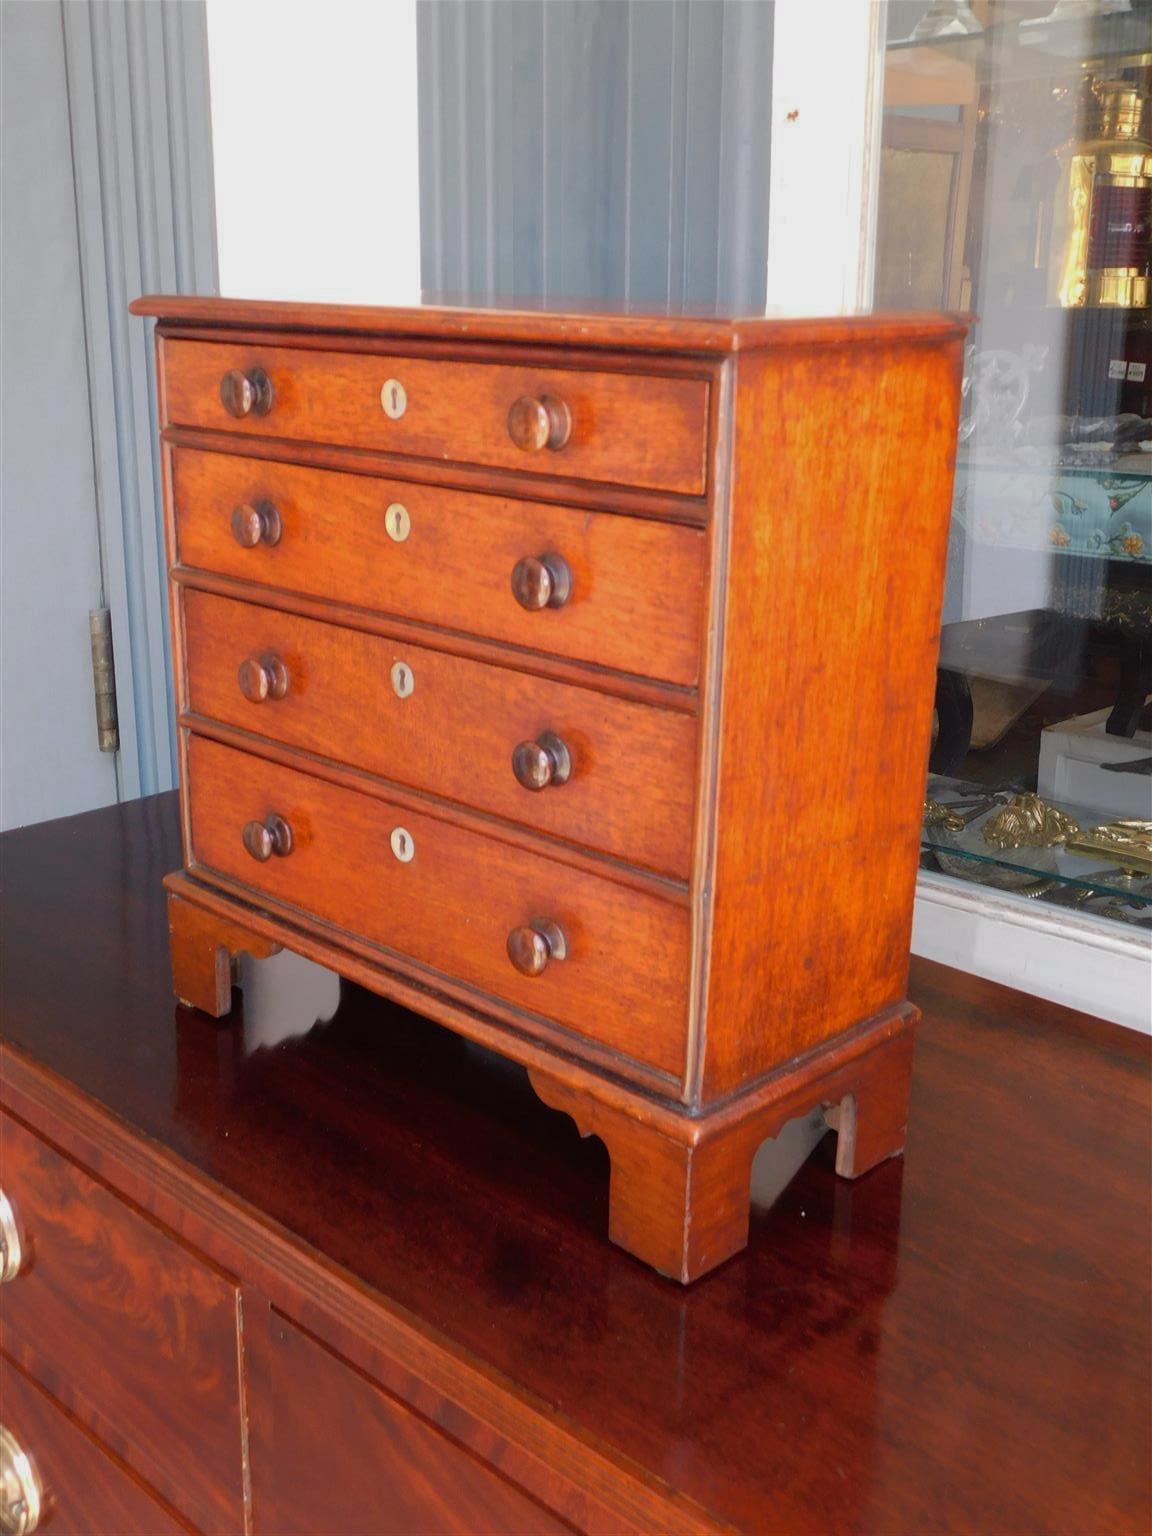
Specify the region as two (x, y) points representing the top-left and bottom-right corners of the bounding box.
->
(697, 336), (966, 1097)
(0, 1356), (192, 1536)
(131, 294), (969, 354)
(185, 734), (691, 1077)
(246, 1306), (570, 1535)
(182, 587), (698, 878)
(0, 796), (1149, 1536)
(0, 1112), (244, 1535)
(171, 447), (708, 686)
(161, 337), (710, 495)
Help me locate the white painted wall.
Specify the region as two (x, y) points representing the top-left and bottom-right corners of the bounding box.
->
(766, 0), (885, 313)
(206, 0), (420, 304)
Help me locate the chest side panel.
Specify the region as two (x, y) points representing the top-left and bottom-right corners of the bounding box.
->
(699, 337), (964, 1099)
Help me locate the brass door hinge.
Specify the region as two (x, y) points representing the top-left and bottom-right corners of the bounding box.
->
(89, 608), (120, 753)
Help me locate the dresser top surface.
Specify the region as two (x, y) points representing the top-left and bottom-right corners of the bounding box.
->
(131, 294), (968, 354)
(1, 795), (1148, 1535)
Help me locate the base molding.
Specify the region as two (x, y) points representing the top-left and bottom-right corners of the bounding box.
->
(529, 1012), (913, 1281)
(913, 869), (1151, 1034)
(167, 870), (916, 1282)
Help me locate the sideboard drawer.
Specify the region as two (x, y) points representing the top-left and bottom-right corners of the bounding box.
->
(0, 1113), (245, 1535)
(186, 734), (690, 1080)
(162, 338), (710, 495)
(248, 1312), (570, 1535)
(171, 448), (707, 686)
(182, 588), (697, 879)
(0, 1357), (187, 1536)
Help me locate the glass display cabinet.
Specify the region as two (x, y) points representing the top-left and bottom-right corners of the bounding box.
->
(877, 0), (1152, 930)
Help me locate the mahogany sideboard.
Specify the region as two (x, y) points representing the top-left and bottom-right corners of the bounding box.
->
(129, 296), (966, 1282)
(1, 795), (1149, 1535)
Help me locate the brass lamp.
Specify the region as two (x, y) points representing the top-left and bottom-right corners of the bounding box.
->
(1049, 77), (1152, 308)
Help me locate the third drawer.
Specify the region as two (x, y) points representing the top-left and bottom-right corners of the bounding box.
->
(181, 587), (698, 879)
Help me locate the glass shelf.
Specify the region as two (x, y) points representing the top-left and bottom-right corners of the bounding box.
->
(923, 775), (1152, 908)
(888, 10), (1152, 80)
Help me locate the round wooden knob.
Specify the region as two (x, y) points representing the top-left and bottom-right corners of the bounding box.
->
(231, 500), (282, 548)
(507, 395), (571, 452)
(242, 814), (293, 862)
(511, 552), (572, 611)
(237, 653), (289, 703)
(507, 920), (568, 977)
(512, 732), (572, 791)
(219, 367), (273, 418)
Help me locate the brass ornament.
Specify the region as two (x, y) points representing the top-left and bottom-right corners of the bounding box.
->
(1067, 819), (1152, 875)
(981, 793), (1081, 850)
(0, 1189), (23, 1283)
(924, 796), (964, 831)
(923, 790), (1007, 834)
(0, 1424), (43, 1535)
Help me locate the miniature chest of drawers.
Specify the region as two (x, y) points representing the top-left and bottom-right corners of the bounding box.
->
(133, 296), (965, 1281)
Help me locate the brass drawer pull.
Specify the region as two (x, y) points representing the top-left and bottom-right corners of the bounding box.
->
(242, 815), (293, 862)
(511, 553), (571, 611)
(237, 654), (289, 704)
(507, 394), (571, 452)
(219, 367), (273, 418)
(512, 732), (572, 791)
(507, 920), (567, 977)
(0, 1192), (23, 1284)
(230, 500), (282, 548)
(0, 1426), (42, 1535)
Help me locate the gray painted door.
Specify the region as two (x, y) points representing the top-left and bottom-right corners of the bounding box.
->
(1, 0), (217, 831)
(1, 0), (117, 828)
(417, 0), (773, 311)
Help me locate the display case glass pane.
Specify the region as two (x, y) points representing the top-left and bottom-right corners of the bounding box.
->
(877, 0), (1152, 930)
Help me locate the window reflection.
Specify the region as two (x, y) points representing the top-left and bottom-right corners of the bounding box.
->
(878, 0), (1151, 927)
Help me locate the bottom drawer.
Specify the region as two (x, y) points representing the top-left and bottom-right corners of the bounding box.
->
(0, 1355), (186, 1536)
(248, 1312), (569, 1535)
(185, 733), (690, 1079)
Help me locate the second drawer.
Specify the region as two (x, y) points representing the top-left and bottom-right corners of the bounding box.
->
(182, 587), (698, 879)
(171, 447), (707, 688)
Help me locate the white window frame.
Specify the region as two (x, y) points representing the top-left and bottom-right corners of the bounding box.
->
(765, 0), (1149, 1032)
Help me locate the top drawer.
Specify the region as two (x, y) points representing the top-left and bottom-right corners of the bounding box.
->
(160, 338), (710, 496)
